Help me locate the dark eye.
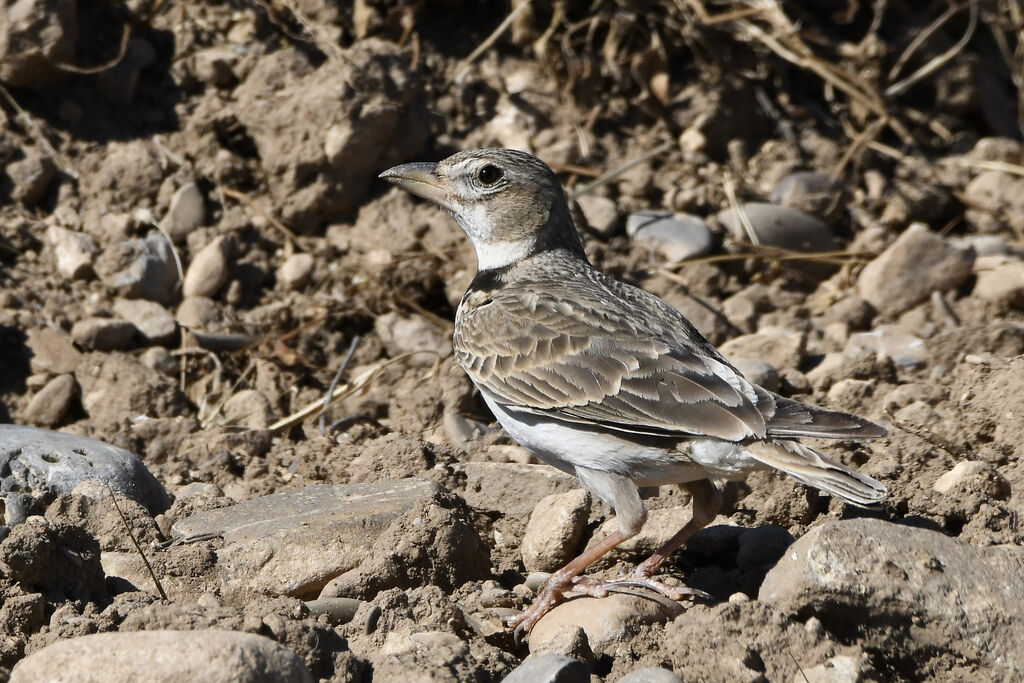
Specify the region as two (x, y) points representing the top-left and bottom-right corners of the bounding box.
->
(478, 164), (503, 185)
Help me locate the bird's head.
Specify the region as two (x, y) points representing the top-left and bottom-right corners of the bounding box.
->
(380, 148), (584, 271)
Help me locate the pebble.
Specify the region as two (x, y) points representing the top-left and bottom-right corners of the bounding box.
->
(303, 597), (364, 625)
(846, 325), (927, 368)
(7, 153), (56, 206)
(770, 171), (842, 218)
(46, 226), (97, 280)
(617, 666), (685, 683)
(277, 253), (315, 290)
(531, 592), (684, 656)
(183, 235), (233, 298)
(502, 653), (589, 683)
(70, 317), (137, 351)
(23, 374), (77, 427)
(0, 0), (78, 87)
(576, 195), (620, 237)
(220, 388), (276, 429)
(25, 328), (82, 375)
(730, 358), (780, 392)
(0, 425), (169, 516)
(952, 234), (1010, 257)
(759, 518), (1024, 677)
(719, 328), (805, 371)
(628, 210), (714, 261)
(97, 232), (179, 305)
(717, 202), (837, 252)
(176, 296), (223, 330)
(140, 346), (179, 375)
(113, 298), (177, 346)
(972, 256), (1024, 306)
(857, 223), (975, 316)
(962, 170), (1024, 233)
(933, 461), (1010, 499)
(457, 462), (578, 520)
(792, 654), (865, 683)
(9, 630), (313, 683)
(521, 490), (591, 572)
(522, 624), (595, 670)
(374, 312), (451, 365)
(160, 182), (206, 243)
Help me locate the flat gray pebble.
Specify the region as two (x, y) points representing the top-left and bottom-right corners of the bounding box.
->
(502, 654), (589, 683)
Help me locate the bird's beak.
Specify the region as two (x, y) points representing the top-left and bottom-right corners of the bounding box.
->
(379, 162), (450, 209)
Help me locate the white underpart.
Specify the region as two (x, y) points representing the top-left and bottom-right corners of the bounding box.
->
(480, 391), (763, 487)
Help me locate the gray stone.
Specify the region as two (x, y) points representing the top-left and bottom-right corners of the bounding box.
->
(175, 296), (222, 330)
(857, 223), (975, 316)
(183, 235), (233, 298)
(46, 226), (97, 280)
(717, 202), (837, 252)
(628, 210), (713, 261)
(846, 325), (927, 368)
(303, 597), (363, 625)
(521, 489), (591, 572)
(23, 374), (76, 427)
(25, 327), (82, 375)
(0, 425), (169, 517)
(277, 253), (315, 290)
(771, 171), (842, 218)
(9, 630), (313, 683)
(576, 195), (620, 237)
(962, 170), (1024, 233)
(374, 312), (451, 365)
(502, 653), (589, 683)
(7, 153), (56, 206)
(97, 232), (179, 305)
(616, 667), (685, 683)
(70, 317), (136, 351)
(160, 182), (205, 243)
(220, 388), (276, 429)
(113, 298), (177, 346)
(173, 479), (486, 599)
(972, 256), (1024, 306)
(759, 518), (1024, 677)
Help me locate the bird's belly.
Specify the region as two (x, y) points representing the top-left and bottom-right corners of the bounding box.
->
(480, 393), (744, 486)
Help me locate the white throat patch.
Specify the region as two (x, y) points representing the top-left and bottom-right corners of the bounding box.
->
(474, 238), (534, 270)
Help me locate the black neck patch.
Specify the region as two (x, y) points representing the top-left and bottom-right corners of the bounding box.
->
(467, 266), (511, 294)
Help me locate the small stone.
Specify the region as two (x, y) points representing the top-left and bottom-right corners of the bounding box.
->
(277, 253), (315, 290)
(962, 171), (1024, 233)
(303, 598), (363, 625)
(70, 317), (136, 351)
(952, 234), (1010, 257)
(9, 631), (313, 683)
(531, 593), (684, 656)
(576, 195), (620, 238)
(183, 235), (233, 298)
(526, 624), (595, 670)
(521, 490), (591, 572)
(628, 210), (713, 261)
(374, 312), (451, 365)
(46, 226), (97, 280)
(0, 425), (170, 516)
(220, 389), (276, 429)
(160, 182), (206, 243)
(771, 171), (842, 219)
(113, 298), (177, 346)
(792, 654), (866, 683)
(730, 359), (780, 392)
(720, 328), (805, 371)
(933, 461), (1010, 499)
(617, 666), (685, 683)
(176, 296), (222, 330)
(457, 462), (578, 520)
(8, 153), (56, 206)
(717, 202), (837, 252)
(846, 325), (927, 368)
(972, 256), (1024, 307)
(502, 653), (589, 683)
(857, 223), (975, 315)
(23, 374), (77, 427)
(968, 137), (1023, 163)
(0, 0), (78, 88)
(96, 232), (179, 305)
(140, 347), (179, 375)
(25, 328), (82, 375)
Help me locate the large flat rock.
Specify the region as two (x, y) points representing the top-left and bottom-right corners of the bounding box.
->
(759, 518), (1024, 676)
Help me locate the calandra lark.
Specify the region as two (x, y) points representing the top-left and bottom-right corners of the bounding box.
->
(381, 148), (886, 637)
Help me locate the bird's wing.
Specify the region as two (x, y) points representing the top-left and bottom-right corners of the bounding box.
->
(454, 273), (770, 441)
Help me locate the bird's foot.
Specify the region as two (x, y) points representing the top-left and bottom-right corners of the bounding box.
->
(506, 571), (574, 643)
(571, 570), (712, 602)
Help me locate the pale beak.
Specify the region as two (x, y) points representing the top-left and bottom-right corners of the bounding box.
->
(379, 162), (450, 209)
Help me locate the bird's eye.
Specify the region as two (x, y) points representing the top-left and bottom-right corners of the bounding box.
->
(478, 164), (503, 185)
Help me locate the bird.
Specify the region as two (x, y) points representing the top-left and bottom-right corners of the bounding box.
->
(380, 148), (887, 638)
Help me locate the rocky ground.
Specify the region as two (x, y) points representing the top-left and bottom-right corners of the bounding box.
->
(2, 0), (1024, 681)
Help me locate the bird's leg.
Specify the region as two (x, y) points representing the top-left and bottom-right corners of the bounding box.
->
(508, 529), (628, 640)
(573, 479), (723, 601)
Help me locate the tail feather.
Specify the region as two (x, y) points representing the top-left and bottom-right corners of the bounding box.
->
(764, 393), (887, 440)
(746, 440), (887, 507)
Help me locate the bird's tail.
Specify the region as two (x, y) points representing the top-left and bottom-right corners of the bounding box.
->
(745, 439), (887, 507)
